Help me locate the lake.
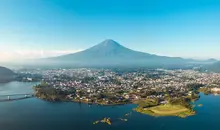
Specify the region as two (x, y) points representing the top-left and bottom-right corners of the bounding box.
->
(0, 82), (220, 130)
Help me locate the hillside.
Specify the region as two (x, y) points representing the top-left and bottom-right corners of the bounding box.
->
(203, 61), (220, 72)
(41, 39), (188, 68)
(27, 39), (215, 69)
(0, 66), (15, 83)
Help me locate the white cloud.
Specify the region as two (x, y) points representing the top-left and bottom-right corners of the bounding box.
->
(0, 49), (82, 62)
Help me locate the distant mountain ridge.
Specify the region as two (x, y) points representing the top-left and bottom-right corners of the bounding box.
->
(205, 58), (218, 63)
(0, 66), (15, 83)
(36, 39), (216, 68)
(203, 61), (220, 72)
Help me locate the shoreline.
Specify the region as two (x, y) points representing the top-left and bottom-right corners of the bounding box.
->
(35, 95), (196, 118)
(35, 95), (135, 106)
(34, 86), (216, 118)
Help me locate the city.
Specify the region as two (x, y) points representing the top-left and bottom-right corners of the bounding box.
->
(15, 68), (220, 117)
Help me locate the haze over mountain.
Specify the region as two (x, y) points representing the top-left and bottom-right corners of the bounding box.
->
(34, 39), (214, 68)
(202, 61), (220, 72)
(51, 39), (181, 60)
(0, 66), (15, 83)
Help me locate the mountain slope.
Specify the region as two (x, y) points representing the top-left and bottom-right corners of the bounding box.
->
(44, 39), (187, 67)
(53, 39), (155, 60)
(0, 66), (15, 82)
(33, 39), (216, 68)
(203, 61), (220, 72)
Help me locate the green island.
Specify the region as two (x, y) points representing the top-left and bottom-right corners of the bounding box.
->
(93, 117), (112, 125)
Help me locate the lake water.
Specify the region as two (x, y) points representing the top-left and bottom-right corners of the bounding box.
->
(0, 82), (220, 130)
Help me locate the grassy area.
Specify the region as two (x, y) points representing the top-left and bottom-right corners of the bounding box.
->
(136, 98), (159, 108)
(135, 104), (195, 118)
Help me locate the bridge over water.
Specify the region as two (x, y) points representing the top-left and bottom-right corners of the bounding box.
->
(0, 93), (35, 102)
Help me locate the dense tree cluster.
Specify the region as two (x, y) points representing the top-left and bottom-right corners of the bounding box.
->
(34, 82), (76, 101)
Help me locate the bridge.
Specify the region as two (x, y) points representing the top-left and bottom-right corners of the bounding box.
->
(0, 93), (35, 102)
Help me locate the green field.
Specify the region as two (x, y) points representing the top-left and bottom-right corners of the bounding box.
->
(135, 104), (195, 118)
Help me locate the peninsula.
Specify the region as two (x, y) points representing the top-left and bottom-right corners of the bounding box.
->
(29, 68), (220, 117)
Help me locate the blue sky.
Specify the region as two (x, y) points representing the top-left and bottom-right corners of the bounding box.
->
(0, 0), (220, 61)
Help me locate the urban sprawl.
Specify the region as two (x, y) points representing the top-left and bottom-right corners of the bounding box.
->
(16, 68), (220, 105)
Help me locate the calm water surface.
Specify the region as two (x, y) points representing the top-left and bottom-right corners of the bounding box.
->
(0, 82), (220, 130)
